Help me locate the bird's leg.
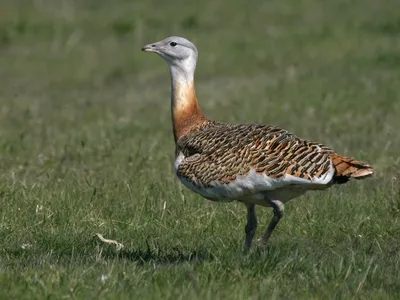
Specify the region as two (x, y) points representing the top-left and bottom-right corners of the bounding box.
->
(259, 200), (284, 246)
(243, 203), (258, 253)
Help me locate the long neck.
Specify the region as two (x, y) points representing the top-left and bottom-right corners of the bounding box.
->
(169, 65), (206, 143)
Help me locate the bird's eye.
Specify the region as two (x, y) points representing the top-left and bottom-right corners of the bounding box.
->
(169, 42), (177, 47)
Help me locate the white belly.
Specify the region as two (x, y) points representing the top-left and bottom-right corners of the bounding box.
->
(176, 171), (309, 206)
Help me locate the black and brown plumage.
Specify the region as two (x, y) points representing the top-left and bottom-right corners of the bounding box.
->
(141, 36), (374, 252)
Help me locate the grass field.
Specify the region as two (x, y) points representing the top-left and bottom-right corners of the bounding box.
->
(1, 0), (400, 299)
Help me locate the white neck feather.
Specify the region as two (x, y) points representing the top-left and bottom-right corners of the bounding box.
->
(169, 55), (196, 88)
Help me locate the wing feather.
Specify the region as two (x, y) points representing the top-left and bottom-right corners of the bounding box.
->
(176, 122), (335, 189)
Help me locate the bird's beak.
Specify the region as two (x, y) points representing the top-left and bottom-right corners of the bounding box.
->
(141, 42), (161, 53)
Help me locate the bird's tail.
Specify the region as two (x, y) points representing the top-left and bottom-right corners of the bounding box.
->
(330, 154), (374, 184)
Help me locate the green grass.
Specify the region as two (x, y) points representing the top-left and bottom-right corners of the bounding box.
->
(0, 0), (399, 299)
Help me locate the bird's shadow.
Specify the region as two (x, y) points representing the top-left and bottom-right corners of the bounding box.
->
(101, 246), (215, 265)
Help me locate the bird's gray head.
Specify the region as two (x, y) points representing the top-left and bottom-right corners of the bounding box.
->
(141, 36), (198, 73)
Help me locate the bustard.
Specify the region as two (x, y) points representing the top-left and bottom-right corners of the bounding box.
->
(141, 36), (374, 253)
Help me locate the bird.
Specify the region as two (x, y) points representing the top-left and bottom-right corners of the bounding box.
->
(141, 36), (374, 253)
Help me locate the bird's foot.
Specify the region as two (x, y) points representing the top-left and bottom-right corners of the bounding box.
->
(255, 238), (270, 252)
(242, 238), (270, 254)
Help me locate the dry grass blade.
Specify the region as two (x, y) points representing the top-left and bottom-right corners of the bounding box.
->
(95, 233), (124, 251)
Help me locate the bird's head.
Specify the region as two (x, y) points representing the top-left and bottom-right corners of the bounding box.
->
(141, 36), (198, 72)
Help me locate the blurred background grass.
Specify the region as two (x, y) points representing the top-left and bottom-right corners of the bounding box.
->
(0, 0), (399, 299)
